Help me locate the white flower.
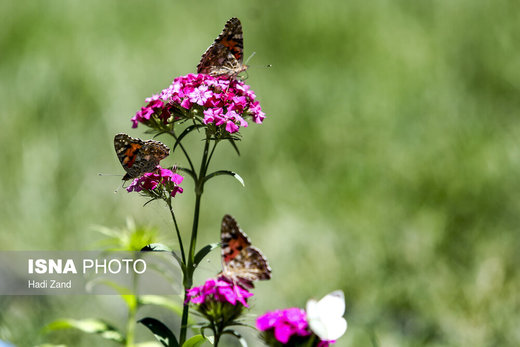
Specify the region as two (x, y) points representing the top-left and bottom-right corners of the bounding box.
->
(306, 290), (347, 341)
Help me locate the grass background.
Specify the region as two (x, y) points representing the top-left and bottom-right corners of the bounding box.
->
(1, 0), (519, 346)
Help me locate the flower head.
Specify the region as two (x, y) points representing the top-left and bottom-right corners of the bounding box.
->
(131, 74), (265, 135)
(257, 308), (310, 344)
(126, 166), (183, 198)
(186, 278), (253, 327)
(186, 277), (253, 308)
(257, 291), (346, 347)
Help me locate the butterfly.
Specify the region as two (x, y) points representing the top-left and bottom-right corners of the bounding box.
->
(197, 17), (248, 77)
(306, 290), (348, 341)
(114, 133), (170, 181)
(220, 214), (271, 288)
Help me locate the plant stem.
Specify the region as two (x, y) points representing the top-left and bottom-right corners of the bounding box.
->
(213, 321), (221, 347)
(169, 130), (196, 174)
(179, 288), (190, 345)
(206, 140), (218, 170)
(126, 303), (136, 347)
(126, 255), (139, 347)
(179, 132), (211, 345)
(168, 198), (186, 264)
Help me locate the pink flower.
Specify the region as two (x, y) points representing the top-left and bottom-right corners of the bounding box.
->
(188, 85), (212, 105)
(131, 99), (165, 128)
(186, 278), (253, 308)
(131, 74), (265, 134)
(257, 307), (338, 346)
(249, 100), (266, 124)
(203, 108), (224, 125)
(126, 166), (183, 197)
(257, 308), (310, 344)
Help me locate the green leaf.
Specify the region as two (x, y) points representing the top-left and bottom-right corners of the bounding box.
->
(138, 317), (179, 347)
(182, 334), (208, 347)
(193, 243), (219, 268)
(227, 138), (241, 156)
(203, 170), (245, 187)
(42, 319), (125, 343)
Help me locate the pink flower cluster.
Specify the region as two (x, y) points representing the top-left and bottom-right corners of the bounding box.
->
(126, 166), (184, 197)
(257, 308), (310, 344)
(257, 308), (334, 346)
(186, 278), (253, 308)
(131, 74), (265, 134)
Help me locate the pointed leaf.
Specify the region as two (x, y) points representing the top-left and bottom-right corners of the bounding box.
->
(194, 243), (219, 268)
(182, 334), (207, 347)
(203, 170), (245, 187)
(227, 138), (241, 156)
(230, 172), (245, 187)
(42, 319), (125, 343)
(138, 317), (179, 347)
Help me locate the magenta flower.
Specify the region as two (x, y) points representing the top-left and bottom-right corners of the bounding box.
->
(127, 166), (183, 197)
(132, 73), (265, 134)
(131, 97), (167, 128)
(257, 308), (310, 344)
(186, 278), (253, 308)
(257, 304), (340, 346)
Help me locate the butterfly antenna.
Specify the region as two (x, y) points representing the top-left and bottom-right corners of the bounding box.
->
(244, 51), (272, 72)
(244, 51), (256, 65)
(98, 173), (123, 177)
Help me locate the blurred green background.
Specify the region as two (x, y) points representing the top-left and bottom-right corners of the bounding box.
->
(1, 0), (519, 346)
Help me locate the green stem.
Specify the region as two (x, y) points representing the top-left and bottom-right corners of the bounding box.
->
(206, 140), (218, 171)
(179, 132), (211, 345)
(169, 130), (196, 174)
(179, 288), (190, 345)
(125, 256), (139, 347)
(213, 321), (221, 347)
(126, 304), (136, 347)
(168, 198), (186, 264)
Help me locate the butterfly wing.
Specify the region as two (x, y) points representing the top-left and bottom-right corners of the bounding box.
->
(306, 290), (347, 341)
(197, 17), (247, 77)
(220, 214), (271, 288)
(114, 133), (170, 180)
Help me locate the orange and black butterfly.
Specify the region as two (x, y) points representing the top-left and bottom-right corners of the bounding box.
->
(114, 133), (169, 181)
(197, 18), (248, 77)
(220, 214), (271, 288)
